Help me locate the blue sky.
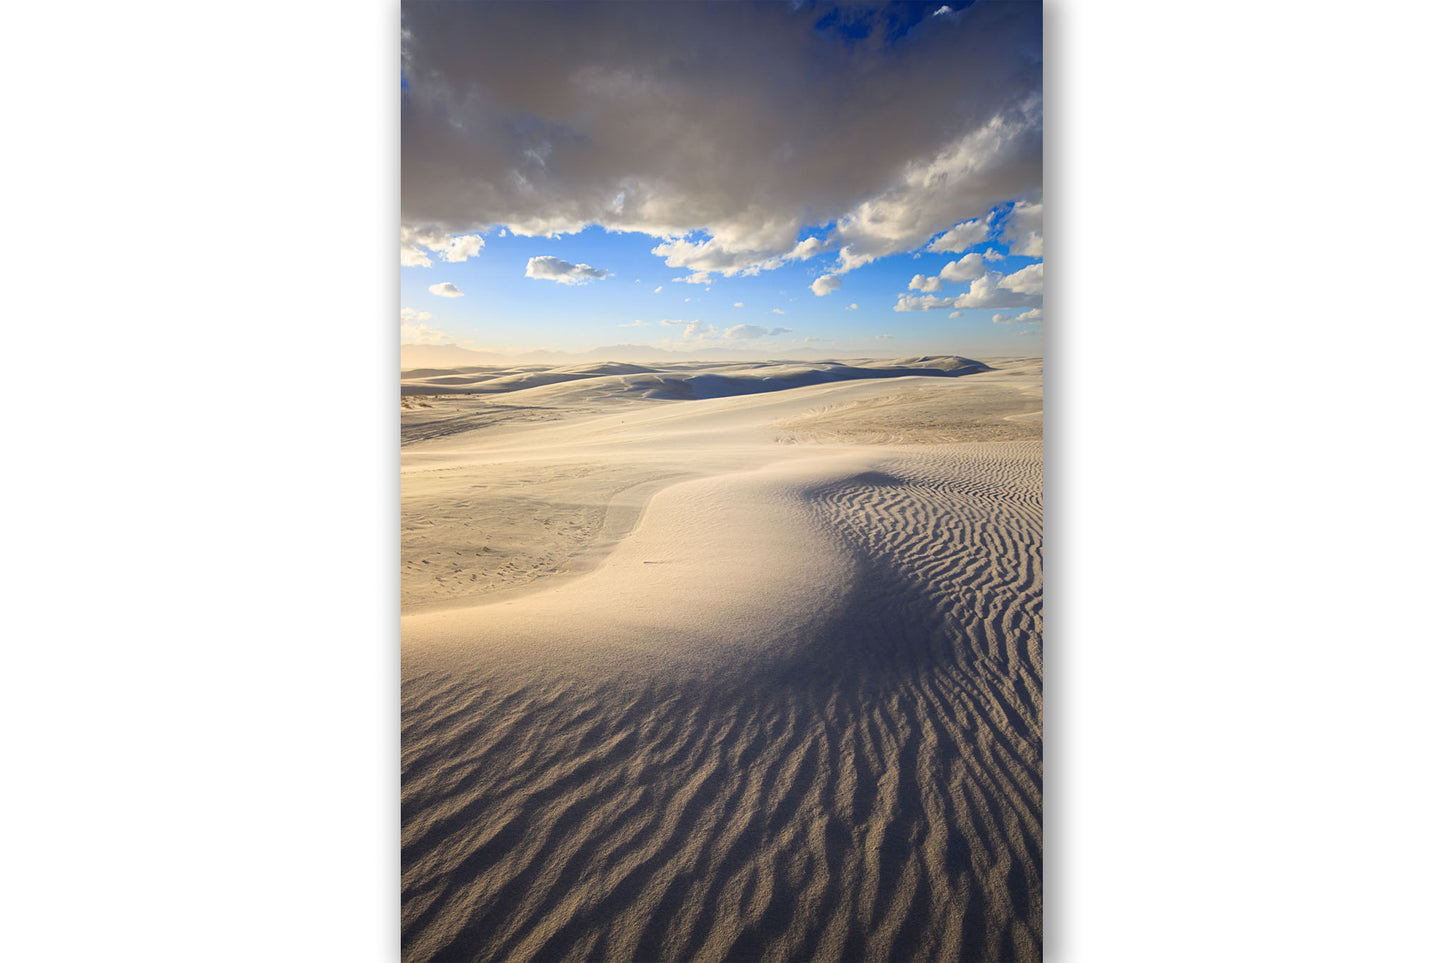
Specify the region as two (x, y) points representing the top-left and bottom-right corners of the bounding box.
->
(400, 1), (1042, 358)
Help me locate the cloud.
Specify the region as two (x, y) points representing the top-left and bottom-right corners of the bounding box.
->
(725, 324), (791, 340)
(771, 308), (785, 315)
(992, 308), (1042, 324)
(926, 218), (990, 254)
(830, 99), (1041, 269)
(949, 265), (1042, 309)
(894, 263), (1042, 312)
(1001, 200), (1043, 258)
(939, 252), (988, 282)
(658, 318), (718, 340)
(619, 319), (648, 327)
(983, 248), (1005, 262)
(908, 274), (944, 293)
(673, 272), (712, 285)
(1001, 261), (1043, 295)
(893, 294), (955, 312)
(786, 236), (829, 261)
(400, 307), (451, 344)
(845, 303), (858, 310)
(400, 226), (485, 267)
(653, 285), (662, 293)
(401, 2), (1041, 275)
(428, 282), (463, 297)
(811, 274), (842, 296)
(524, 255), (608, 284)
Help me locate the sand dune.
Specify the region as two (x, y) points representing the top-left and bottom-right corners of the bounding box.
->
(402, 357), (1043, 962)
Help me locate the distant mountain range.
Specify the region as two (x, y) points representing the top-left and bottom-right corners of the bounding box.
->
(401, 342), (851, 367)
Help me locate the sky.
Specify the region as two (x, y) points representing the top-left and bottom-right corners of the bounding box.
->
(400, 0), (1042, 359)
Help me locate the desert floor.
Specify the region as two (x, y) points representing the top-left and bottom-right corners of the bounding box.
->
(401, 356), (1043, 962)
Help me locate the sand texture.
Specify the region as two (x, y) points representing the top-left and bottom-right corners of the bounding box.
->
(402, 357), (1043, 962)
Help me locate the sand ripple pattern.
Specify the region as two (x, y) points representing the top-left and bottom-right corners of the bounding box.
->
(402, 442), (1042, 962)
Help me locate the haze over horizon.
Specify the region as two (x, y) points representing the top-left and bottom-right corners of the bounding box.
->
(401, 1), (1043, 359)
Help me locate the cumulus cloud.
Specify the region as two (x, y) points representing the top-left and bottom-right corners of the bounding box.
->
(653, 285), (662, 293)
(428, 282), (463, 297)
(524, 256), (608, 285)
(787, 237), (828, 261)
(939, 252), (988, 283)
(400, 307), (432, 323)
(846, 303), (858, 310)
(674, 272), (712, 285)
(927, 218), (990, 254)
(983, 248), (1005, 262)
(619, 319), (648, 327)
(993, 308), (1042, 324)
(401, 226), (485, 267)
(908, 274), (944, 293)
(1001, 261), (1043, 295)
(811, 274), (842, 296)
(1001, 200), (1043, 258)
(725, 324), (791, 340)
(893, 294), (956, 312)
(733, 302), (744, 308)
(894, 263), (1042, 312)
(771, 308), (785, 315)
(401, 2), (1041, 275)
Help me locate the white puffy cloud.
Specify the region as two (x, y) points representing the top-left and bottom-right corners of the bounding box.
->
(1001, 200), (1043, 258)
(833, 246), (877, 275)
(992, 308), (1042, 324)
(619, 319), (648, 327)
(787, 237), (828, 261)
(951, 267), (1041, 309)
(893, 294), (956, 312)
(845, 303), (858, 310)
(939, 252), (988, 282)
(927, 218), (990, 254)
(401, 226), (484, 267)
(733, 302), (744, 308)
(894, 263), (1042, 312)
(983, 248), (1005, 262)
(428, 282), (463, 297)
(725, 324), (791, 340)
(908, 274), (944, 293)
(400, 307), (433, 323)
(653, 285), (662, 293)
(771, 308), (785, 315)
(401, 3), (1041, 276)
(524, 256), (608, 285)
(1001, 261), (1043, 295)
(673, 272), (712, 285)
(811, 274), (842, 296)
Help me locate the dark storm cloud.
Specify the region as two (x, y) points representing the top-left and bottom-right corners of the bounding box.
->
(401, 1), (1041, 274)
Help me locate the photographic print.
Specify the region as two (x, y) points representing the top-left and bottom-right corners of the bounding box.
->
(401, 2), (1042, 960)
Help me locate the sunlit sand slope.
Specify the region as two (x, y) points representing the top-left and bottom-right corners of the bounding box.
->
(401, 359), (1042, 962)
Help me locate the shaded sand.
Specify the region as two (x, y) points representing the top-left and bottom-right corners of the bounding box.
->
(402, 357), (1042, 962)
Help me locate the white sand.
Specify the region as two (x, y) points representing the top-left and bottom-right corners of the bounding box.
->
(402, 357), (1043, 962)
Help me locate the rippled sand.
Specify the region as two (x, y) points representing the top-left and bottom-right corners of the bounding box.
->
(402, 357), (1042, 962)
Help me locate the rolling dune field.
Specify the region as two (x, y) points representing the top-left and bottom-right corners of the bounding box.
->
(401, 357), (1043, 962)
